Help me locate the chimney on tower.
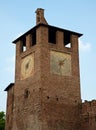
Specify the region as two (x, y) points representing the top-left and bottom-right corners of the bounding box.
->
(35, 8), (48, 25)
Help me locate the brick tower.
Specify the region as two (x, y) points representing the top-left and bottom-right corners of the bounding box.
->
(5, 8), (83, 130)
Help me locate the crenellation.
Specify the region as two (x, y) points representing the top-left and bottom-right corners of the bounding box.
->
(26, 34), (32, 49)
(82, 100), (96, 110)
(56, 30), (64, 49)
(80, 100), (96, 129)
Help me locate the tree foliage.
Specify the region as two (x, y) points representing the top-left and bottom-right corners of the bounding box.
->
(0, 111), (5, 130)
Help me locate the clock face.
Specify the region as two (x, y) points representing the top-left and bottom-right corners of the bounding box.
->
(50, 51), (71, 76)
(21, 53), (34, 79)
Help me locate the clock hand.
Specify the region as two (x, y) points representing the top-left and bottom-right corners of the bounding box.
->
(25, 59), (31, 70)
(62, 59), (66, 63)
(58, 59), (66, 75)
(59, 59), (66, 66)
(24, 60), (30, 75)
(25, 62), (29, 70)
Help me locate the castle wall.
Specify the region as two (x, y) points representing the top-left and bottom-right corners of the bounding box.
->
(80, 100), (96, 130)
(5, 85), (14, 130)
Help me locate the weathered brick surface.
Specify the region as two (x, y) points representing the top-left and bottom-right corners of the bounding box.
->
(80, 100), (96, 130)
(5, 8), (96, 130)
(5, 86), (14, 130)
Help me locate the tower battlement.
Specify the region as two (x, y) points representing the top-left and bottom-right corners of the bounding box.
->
(82, 100), (96, 112)
(80, 100), (96, 129)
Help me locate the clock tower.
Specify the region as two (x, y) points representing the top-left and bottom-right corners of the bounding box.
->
(5, 8), (82, 130)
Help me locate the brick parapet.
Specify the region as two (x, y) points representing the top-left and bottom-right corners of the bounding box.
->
(82, 100), (96, 113)
(80, 100), (96, 130)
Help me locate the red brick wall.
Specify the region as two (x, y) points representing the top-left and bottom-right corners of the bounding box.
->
(80, 100), (96, 130)
(5, 86), (14, 130)
(9, 24), (81, 130)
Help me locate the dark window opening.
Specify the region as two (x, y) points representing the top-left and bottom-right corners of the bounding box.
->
(95, 116), (96, 122)
(47, 96), (50, 99)
(22, 37), (26, 52)
(48, 27), (56, 44)
(31, 30), (36, 46)
(39, 88), (41, 91)
(84, 117), (89, 123)
(24, 89), (30, 98)
(33, 89), (35, 92)
(56, 97), (59, 101)
(55, 96), (59, 101)
(84, 114), (89, 123)
(64, 32), (71, 48)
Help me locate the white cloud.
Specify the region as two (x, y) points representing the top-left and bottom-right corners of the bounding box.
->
(79, 40), (91, 52)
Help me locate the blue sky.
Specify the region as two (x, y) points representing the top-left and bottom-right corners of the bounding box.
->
(0, 0), (96, 112)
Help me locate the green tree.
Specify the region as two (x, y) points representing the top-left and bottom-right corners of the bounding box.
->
(0, 111), (5, 130)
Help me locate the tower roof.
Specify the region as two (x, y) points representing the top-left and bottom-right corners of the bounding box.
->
(12, 23), (83, 44)
(4, 83), (14, 91)
(13, 8), (83, 44)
